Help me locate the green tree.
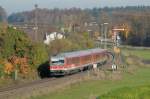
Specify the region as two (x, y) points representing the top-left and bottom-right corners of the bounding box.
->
(0, 27), (49, 78)
(31, 43), (48, 68)
(48, 32), (95, 55)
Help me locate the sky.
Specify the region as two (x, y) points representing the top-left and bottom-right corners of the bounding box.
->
(0, 0), (150, 14)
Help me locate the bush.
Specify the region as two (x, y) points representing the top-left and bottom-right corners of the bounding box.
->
(31, 43), (48, 68)
(49, 32), (95, 55)
(0, 27), (48, 79)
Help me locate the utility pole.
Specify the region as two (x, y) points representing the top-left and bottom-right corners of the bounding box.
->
(100, 24), (104, 48)
(100, 24), (104, 38)
(104, 23), (108, 49)
(34, 4), (38, 41)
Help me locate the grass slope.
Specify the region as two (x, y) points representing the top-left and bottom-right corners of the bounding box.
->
(123, 49), (150, 60)
(30, 68), (150, 99)
(98, 84), (150, 99)
(30, 48), (150, 99)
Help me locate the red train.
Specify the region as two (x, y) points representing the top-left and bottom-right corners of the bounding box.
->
(49, 48), (112, 76)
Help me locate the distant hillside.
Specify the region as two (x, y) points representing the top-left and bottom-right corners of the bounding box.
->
(7, 6), (150, 25)
(7, 6), (150, 47)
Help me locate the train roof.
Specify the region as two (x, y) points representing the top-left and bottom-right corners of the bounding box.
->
(51, 48), (107, 59)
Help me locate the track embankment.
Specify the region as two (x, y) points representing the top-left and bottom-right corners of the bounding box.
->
(0, 52), (114, 99)
(0, 71), (92, 99)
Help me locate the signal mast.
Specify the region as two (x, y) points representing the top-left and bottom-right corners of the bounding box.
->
(111, 27), (128, 70)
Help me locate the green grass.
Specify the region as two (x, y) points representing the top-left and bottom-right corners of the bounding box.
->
(123, 49), (150, 60)
(30, 48), (150, 99)
(30, 67), (150, 99)
(98, 85), (150, 99)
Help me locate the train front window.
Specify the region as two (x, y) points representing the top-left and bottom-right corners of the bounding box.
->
(51, 59), (64, 66)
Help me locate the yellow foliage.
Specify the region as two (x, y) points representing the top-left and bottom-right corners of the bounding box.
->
(4, 62), (14, 75)
(114, 46), (120, 54)
(122, 23), (131, 39)
(8, 56), (30, 75)
(94, 32), (99, 38)
(19, 58), (29, 74)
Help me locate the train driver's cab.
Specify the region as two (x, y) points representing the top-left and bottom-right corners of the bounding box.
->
(50, 57), (64, 66)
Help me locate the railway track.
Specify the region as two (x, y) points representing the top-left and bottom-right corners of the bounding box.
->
(0, 78), (55, 93)
(0, 78), (56, 99)
(0, 71), (91, 99)
(0, 52), (114, 99)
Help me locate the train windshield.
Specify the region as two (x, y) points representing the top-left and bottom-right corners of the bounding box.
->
(51, 58), (64, 66)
